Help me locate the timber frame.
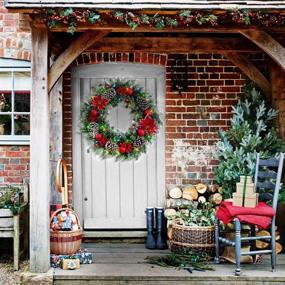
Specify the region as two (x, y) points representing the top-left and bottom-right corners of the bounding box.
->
(5, 1), (285, 274)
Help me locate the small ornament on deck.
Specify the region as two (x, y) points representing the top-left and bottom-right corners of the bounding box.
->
(232, 175), (259, 208)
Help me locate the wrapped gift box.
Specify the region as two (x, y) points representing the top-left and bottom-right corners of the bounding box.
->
(232, 175), (258, 208)
(61, 258), (80, 270)
(50, 249), (93, 268)
(233, 192), (259, 208)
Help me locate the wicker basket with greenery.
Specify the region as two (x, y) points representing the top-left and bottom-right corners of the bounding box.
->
(170, 203), (215, 256)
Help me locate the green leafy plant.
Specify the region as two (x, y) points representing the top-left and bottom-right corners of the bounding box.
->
(215, 82), (285, 199)
(175, 203), (215, 227)
(0, 185), (22, 215)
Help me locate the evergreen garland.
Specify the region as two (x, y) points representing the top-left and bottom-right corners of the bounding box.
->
(80, 79), (161, 160)
(146, 250), (214, 272)
(215, 82), (285, 199)
(42, 8), (285, 33)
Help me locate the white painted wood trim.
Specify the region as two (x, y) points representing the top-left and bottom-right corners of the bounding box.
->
(72, 76), (84, 222)
(30, 26), (50, 273)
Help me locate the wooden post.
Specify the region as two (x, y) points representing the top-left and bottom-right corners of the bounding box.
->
(30, 24), (50, 273)
(269, 60), (285, 140)
(50, 76), (63, 204)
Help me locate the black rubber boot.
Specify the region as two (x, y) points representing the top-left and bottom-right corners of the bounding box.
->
(145, 207), (156, 249)
(155, 207), (167, 249)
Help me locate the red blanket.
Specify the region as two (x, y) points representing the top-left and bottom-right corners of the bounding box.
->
(216, 201), (275, 229)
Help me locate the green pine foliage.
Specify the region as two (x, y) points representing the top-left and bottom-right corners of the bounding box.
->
(215, 83), (285, 199)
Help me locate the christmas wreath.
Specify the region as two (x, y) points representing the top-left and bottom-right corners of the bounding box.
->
(81, 79), (162, 160)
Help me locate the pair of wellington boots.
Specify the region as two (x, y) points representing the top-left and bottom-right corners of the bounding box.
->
(145, 207), (167, 250)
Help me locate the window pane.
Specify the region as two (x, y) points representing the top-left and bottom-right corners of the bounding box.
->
(0, 93), (12, 112)
(0, 72), (12, 90)
(15, 92), (30, 112)
(0, 115), (11, 135)
(14, 72), (31, 91)
(15, 114), (30, 135)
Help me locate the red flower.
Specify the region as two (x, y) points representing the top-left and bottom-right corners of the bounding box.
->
(91, 95), (109, 110)
(139, 116), (157, 134)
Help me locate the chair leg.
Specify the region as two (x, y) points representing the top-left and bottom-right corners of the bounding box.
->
(214, 217), (220, 264)
(250, 225), (256, 263)
(235, 219), (241, 276)
(271, 221), (276, 272)
(13, 215), (20, 271)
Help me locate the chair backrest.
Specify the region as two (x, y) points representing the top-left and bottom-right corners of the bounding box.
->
(254, 153), (284, 211)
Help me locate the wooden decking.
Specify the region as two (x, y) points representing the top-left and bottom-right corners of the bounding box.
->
(54, 243), (285, 285)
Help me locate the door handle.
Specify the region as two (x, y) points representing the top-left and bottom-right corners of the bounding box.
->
(84, 197), (88, 201)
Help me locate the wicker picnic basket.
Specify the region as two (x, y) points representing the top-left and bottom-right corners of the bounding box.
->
(170, 219), (215, 256)
(50, 207), (83, 255)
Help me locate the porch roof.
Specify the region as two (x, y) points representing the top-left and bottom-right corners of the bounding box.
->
(5, 0), (285, 10)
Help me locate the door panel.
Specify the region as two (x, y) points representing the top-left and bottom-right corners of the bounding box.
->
(72, 64), (165, 230)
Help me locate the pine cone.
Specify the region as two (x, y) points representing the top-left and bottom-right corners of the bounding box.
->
(136, 97), (150, 110)
(103, 88), (116, 100)
(105, 140), (118, 152)
(90, 123), (100, 138)
(133, 137), (146, 148)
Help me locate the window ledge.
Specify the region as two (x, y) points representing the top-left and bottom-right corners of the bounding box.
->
(0, 136), (30, 145)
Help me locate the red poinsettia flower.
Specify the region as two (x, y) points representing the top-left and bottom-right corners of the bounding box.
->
(139, 116), (157, 134)
(91, 95), (109, 110)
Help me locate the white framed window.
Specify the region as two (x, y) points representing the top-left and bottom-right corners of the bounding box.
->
(0, 58), (31, 145)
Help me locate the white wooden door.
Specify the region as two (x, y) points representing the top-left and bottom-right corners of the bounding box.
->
(72, 64), (165, 230)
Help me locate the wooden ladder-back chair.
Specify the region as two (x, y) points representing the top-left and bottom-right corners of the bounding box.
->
(215, 153), (284, 276)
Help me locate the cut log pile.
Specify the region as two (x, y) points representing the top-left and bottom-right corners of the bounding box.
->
(256, 228), (282, 254)
(165, 184), (222, 219)
(165, 183), (222, 239)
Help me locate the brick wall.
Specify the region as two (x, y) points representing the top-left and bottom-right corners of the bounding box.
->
(0, 146), (29, 184)
(62, 51), (250, 202)
(0, 0), (31, 60)
(0, 2), (31, 186)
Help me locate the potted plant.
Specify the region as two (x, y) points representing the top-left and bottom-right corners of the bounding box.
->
(170, 202), (216, 256)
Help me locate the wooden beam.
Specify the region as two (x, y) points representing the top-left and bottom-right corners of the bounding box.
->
(30, 24), (50, 273)
(48, 30), (110, 92)
(49, 25), (285, 33)
(89, 37), (260, 53)
(221, 52), (271, 98)
(269, 60), (285, 139)
(240, 29), (285, 72)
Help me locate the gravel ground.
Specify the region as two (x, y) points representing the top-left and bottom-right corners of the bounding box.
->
(0, 256), (29, 285)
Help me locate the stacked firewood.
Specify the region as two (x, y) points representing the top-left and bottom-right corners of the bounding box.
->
(165, 183), (222, 239)
(165, 183), (223, 219)
(256, 228), (283, 254)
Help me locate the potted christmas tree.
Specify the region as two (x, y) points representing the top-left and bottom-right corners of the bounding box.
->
(215, 83), (285, 199)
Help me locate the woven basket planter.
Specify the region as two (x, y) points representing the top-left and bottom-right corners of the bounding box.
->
(170, 219), (215, 256)
(50, 208), (83, 255)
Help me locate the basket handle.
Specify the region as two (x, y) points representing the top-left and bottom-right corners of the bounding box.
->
(55, 158), (68, 206)
(50, 207), (82, 230)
